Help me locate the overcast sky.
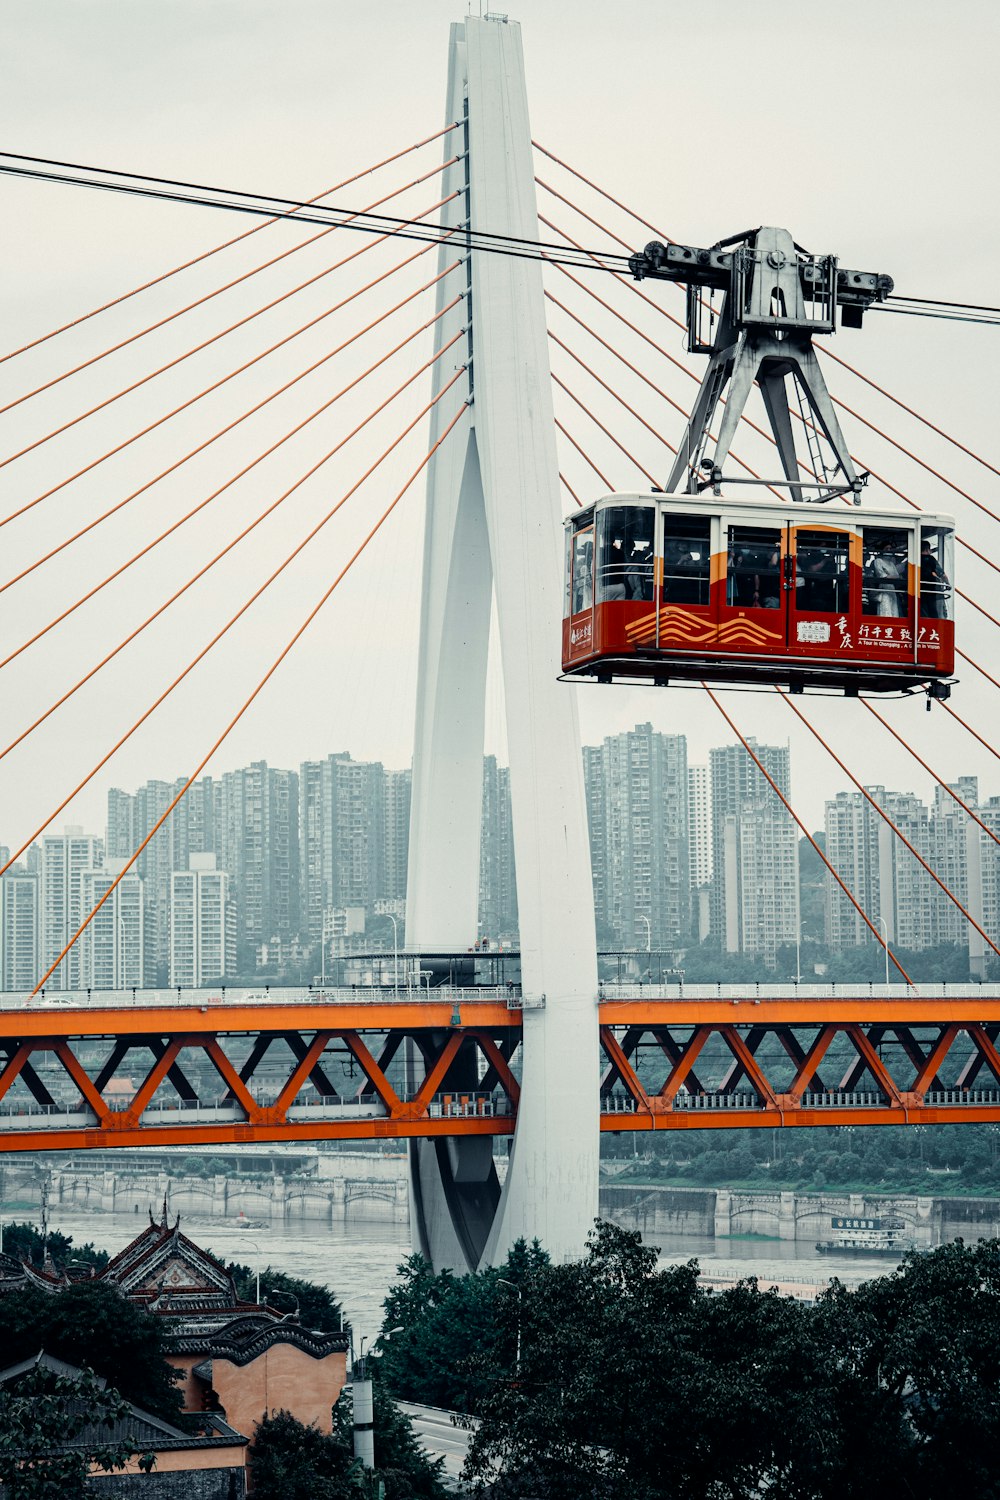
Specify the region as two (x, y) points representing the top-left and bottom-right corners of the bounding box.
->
(0, 0), (998, 855)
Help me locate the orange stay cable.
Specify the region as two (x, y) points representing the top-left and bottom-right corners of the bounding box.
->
(554, 415), (611, 490)
(860, 700), (1000, 852)
(0, 191), (459, 537)
(703, 684), (912, 981)
(30, 397), (470, 994)
(551, 372), (658, 486)
(2, 366), (468, 889)
(559, 471), (582, 508)
(822, 347), (1000, 480)
(0, 252), (461, 598)
(0, 327), (464, 760)
(548, 330), (677, 457)
(0, 151), (461, 418)
(0, 123), (460, 367)
(0, 158), (458, 483)
(777, 690), (1000, 959)
(956, 648), (1000, 694)
(940, 700), (1000, 765)
(532, 140), (674, 247)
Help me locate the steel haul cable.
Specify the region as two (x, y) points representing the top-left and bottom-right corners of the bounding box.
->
(0, 365), (468, 883)
(0, 165), (460, 485)
(0, 253), (462, 596)
(0, 193), (460, 538)
(0, 124), (462, 366)
(30, 396), (470, 994)
(0, 326), (465, 760)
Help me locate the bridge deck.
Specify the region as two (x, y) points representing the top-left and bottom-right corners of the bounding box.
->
(1, 984), (999, 1149)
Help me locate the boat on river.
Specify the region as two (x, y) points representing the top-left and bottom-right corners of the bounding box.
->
(816, 1216), (914, 1256)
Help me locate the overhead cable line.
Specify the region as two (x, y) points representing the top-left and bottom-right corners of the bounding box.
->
(0, 152), (632, 275)
(1, 364), (469, 889)
(776, 689), (1000, 960)
(0, 246), (461, 591)
(0, 154), (463, 417)
(29, 393), (470, 994)
(0, 321), (466, 761)
(0, 192), (460, 533)
(0, 299), (463, 689)
(0, 123), (461, 366)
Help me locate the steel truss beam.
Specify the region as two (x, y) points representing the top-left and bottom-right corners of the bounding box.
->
(3, 996), (1000, 1151)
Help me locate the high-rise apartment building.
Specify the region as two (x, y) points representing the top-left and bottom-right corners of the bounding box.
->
(299, 754), (385, 940)
(584, 724), (688, 950)
(40, 829), (104, 990)
(688, 764), (712, 940)
(383, 769), (412, 907)
(824, 786), (936, 954)
(79, 861), (146, 989)
(0, 868), (39, 991)
(170, 854), (235, 987)
(710, 740), (797, 963)
(479, 756), (517, 940)
(220, 763), (299, 962)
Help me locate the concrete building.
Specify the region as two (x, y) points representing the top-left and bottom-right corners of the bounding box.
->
(711, 740), (797, 964)
(0, 867), (39, 991)
(479, 755), (518, 942)
(383, 767), (412, 908)
(78, 860), (146, 990)
(688, 763), (712, 941)
(170, 854), (235, 987)
(299, 753), (385, 939)
(824, 786), (937, 955)
(585, 724), (689, 951)
(219, 762), (299, 965)
(40, 829), (103, 990)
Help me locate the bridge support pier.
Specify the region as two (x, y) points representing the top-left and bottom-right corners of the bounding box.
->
(405, 14), (599, 1272)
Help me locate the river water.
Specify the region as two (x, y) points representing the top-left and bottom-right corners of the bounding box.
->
(45, 1209), (890, 1345)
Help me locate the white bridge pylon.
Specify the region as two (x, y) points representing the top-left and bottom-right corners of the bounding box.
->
(406, 15), (600, 1272)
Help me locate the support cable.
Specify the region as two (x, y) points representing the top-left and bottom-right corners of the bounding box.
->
(548, 329), (678, 457)
(559, 471), (582, 508)
(0, 366), (468, 884)
(551, 372), (658, 486)
(0, 194), (460, 536)
(29, 396), (469, 994)
(703, 685), (912, 981)
(0, 124), (461, 366)
(0, 154), (462, 419)
(0, 254), (461, 596)
(776, 689), (1000, 960)
(860, 701), (1000, 852)
(0, 166), (459, 482)
(940, 701), (1000, 765)
(956, 649), (1000, 694)
(0, 326), (464, 761)
(554, 416), (611, 489)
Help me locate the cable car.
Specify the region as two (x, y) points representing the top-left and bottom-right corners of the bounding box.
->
(560, 225), (956, 698)
(562, 491), (954, 696)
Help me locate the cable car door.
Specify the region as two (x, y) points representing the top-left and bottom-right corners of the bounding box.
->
(564, 524), (595, 666)
(720, 519), (786, 661)
(787, 523), (856, 662)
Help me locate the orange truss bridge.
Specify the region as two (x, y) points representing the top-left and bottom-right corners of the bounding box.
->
(2, 984), (1000, 1152)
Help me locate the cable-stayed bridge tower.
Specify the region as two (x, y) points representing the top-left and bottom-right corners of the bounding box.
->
(405, 14), (599, 1272)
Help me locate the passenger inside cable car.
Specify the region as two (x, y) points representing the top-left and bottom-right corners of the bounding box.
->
(562, 495), (954, 696)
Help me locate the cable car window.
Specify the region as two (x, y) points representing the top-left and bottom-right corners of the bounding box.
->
(727, 525), (781, 609)
(862, 527), (908, 617)
(796, 530), (849, 614)
(596, 507), (654, 603)
(571, 528), (594, 614)
(920, 526), (953, 619)
(662, 515), (711, 605)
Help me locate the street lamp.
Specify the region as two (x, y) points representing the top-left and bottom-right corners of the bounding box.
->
(877, 916), (891, 986)
(639, 914), (651, 953)
(265, 1286), (299, 1320)
(240, 1239), (263, 1305)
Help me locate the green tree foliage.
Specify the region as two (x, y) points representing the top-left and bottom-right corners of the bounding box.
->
(333, 1380), (448, 1500)
(0, 1282), (184, 1426)
(380, 1222), (1000, 1500)
(226, 1261), (347, 1333)
(0, 1220), (108, 1269)
(0, 1363), (141, 1498)
(251, 1398), (446, 1500)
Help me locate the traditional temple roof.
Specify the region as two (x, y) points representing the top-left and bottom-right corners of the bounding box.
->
(171, 1313), (348, 1365)
(99, 1199), (247, 1317)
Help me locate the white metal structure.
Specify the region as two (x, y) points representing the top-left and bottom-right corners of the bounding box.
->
(405, 14), (599, 1272)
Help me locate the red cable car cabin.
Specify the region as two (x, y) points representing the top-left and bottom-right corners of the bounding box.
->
(562, 493), (954, 696)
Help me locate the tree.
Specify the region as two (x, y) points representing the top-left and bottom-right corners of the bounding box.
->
(0, 1362), (142, 1499)
(227, 1262), (347, 1334)
(0, 1221), (108, 1270)
(249, 1410), (360, 1500)
(0, 1283), (184, 1425)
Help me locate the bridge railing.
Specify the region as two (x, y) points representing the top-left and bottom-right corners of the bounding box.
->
(598, 981), (1000, 1000)
(0, 983), (521, 1011)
